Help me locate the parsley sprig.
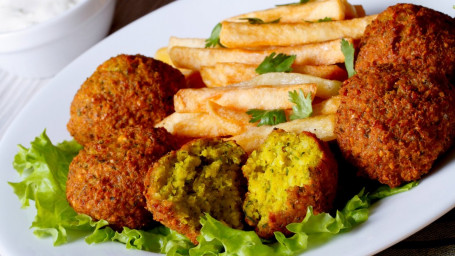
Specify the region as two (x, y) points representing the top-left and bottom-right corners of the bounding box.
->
(246, 109), (287, 126)
(205, 23), (224, 48)
(341, 38), (356, 78)
(247, 89), (313, 126)
(306, 17), (333, 23)
(255, 53), (296, 74)
(289, 90), (313, 120)
(240, 17), (281, 24)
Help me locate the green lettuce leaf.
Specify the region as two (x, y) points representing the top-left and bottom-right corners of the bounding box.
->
(190, 183), (417, 256)
(111, 226), (193, 255)
(9, 130), (417, 256)
(190, 214), (276, 256)
(8, 130), (194, 253)
(9, 131), (87, 245)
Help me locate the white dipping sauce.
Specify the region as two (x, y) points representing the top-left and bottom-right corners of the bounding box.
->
(0, 0), (84, 33)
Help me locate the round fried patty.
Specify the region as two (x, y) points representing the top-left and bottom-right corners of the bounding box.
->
(67, 54), (186, 145)
(335, 65), (455, 187)
(355, 4), (455, 82)
(66, 126), (177, 230)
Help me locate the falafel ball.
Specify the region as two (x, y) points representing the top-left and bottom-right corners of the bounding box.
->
(242, 129), (338, 239)
(144, 138), (247, 244)
(335, 65), (455, 187)
(67, 54), (186, 145)
(355, 4), (455, 82)
(66, 126), (177, 230)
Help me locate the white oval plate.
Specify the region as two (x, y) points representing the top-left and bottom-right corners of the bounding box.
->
(0, 0), (454, 255)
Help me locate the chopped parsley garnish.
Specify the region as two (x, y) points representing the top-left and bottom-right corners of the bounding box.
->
(306, 17), (333, 23)
(240, 17), (281, 24)
(255, 52), (296, 74)
(341, 38), (356, 78)
(205, 23), (224, 48)
(317, 17), (333, 22)
(289, 90), (313, 120)
(277, 0), (310, 6)
(246, 109), (287, 126)
(247, 89), (313, 126)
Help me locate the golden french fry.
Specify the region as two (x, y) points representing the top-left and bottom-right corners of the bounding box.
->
(292, 65), (347, 81)
(200, 63), (257, 87)
(168, 36), (207, 49)
(154, 46), (197, 80)
(156, 112), (245, 138)
(225, 0), (346, 23)
(354, 5), (366, 18)
(276, 114), (336, 141)
(219, 15), (377, 48)
(174, 83), (317, 113)
(312, 95), (340, 115)
(206, 100), (253, 127)
(228, 114), (336, 153)
(207, 101), (255, 135)
(169, 38), (350, 70)
(232, 72), (341, 98)
(200, 62), (347, 87)
(343, 0), (358, 19)
(155, 47), (173, 65)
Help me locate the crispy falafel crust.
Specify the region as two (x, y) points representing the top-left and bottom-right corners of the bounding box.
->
(66, 126), (177, 230)
(335, 65), (455, 187)
(67, 54), (186, 145)
(144, 138), (247, 244)
(242, 129), (338, 239)
(355, 4), (455, 81)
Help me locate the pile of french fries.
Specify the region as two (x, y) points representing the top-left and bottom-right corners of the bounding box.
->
(155, 0), (377, 153)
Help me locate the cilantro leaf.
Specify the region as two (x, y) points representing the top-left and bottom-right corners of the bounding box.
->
(317, 17), (333, 22)
(247, 109), (287, 126)
(306, 17), (333, 23)
(341, 38), (356, 78)
(255, 52), (296, 74)
(205, 23), (224, 48)
(289, 90), (312, 120)
(240, 17), (281, 24)
(277, 0), (310, 6)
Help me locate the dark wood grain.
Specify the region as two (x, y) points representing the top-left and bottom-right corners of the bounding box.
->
(109, 0), (175, 33)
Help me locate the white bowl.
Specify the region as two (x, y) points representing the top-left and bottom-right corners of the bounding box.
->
(0, 0), (116, 78)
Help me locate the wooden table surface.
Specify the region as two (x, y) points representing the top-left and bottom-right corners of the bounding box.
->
(110, 1), (455, 255)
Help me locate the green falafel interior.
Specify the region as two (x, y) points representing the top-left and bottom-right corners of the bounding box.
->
(9, 131), (417, 256)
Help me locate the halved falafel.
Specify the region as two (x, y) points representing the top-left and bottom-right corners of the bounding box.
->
(67, 54), (186, 145)
(143, 138), (247, 244)
(66, 126), (177, 230)
(242, 129), (338, 239)
(335, 65), (455, 187)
